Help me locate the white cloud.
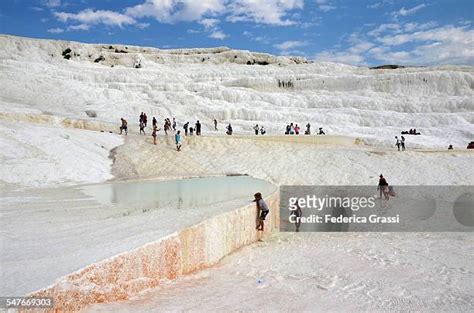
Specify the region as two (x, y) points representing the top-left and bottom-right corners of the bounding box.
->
(68, 24), (90, 31)
(55, 9), (137, 29)
(403, 21), (437, 32)
(227, 0), (304, 26)
(47, 27), (64, 34)
(316, 24), (474, 66)
(177, 0), (226, 21)
(274, 40), (308, 55)
(319, 5), (336, 12)
(399, 4), (426, 16)
(367, 2), (382, 9)
(316, 34), (373, 65)
(372, 25), (474, 64)
(315, 0), (336, 12)
(198, 18), (226, 40)
(243, 31), (271, 44)
(376, 25), (472, 46)
(367, 23), (401, 37)
(392, 4), (426, 19)
(44, 0), (61, 8)
(209, 30), (228, 40)
(348, 41), (374, 54)
(200, 18), (220, 30)
(126, 0), (226, 23)
(367, 0), (393, 9)
(137, 23), (150, 29)
(274, 40), (307, 50)
(367, 22), (438, 38)
(51, 0), (306, 35)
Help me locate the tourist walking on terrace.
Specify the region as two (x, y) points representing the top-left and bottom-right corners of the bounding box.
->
(395, 136), (401, 151)
(401, 136), (406, 151)
(152, 116), (157, 128)
(139, 120), (146, 135)
(119, 118), (128, 135)
(175, 130), (182, 151)
(377, 174), (389, 200)
(172, 117), (176, 131)
(214, 119), (218, 131)
(254, 124), (259, 135)
(183, 122), (189, 136)
(254, 192), (269, 231)
(143, 113), (148, 127)
(152, 125), (159, 145)
(195, 120), (202, 136)
(164, 119), (170, 135)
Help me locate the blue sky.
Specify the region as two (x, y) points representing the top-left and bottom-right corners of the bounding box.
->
(1, 0), (473, 66)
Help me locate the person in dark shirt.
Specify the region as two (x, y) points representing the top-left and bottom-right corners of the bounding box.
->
(377, 174), (389, 200)
(119, 118), (128, 135)
(254, 192), (269, 231)
(195, 120), (201, 136)
(183, 122), (189, 136)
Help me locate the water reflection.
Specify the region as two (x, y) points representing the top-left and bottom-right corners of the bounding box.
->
(79, 176), (276, 211)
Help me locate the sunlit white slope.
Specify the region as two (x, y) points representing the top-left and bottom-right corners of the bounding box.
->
(0, 34), (473, 150)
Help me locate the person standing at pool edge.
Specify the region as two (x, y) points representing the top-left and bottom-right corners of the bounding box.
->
(254, 192), (269, 231)
(175, 130), (182, 151)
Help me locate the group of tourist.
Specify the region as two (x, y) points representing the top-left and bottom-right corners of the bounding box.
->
(253, 124), (266, 135)
(121, 115), (335, 148)
(401, 128), (421, 135)
(141, 115), (204, 150)
(163, 118), (177, 135)
(139, 112), (148, 135)
(285, 123), (325, 135)
(395, 136), (406, 151)
(127, 115), (464, 154)
(182, 120), (202, 136)
(258, 172), (397, 233)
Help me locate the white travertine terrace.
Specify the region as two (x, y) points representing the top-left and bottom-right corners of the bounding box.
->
(28, 192), (279, 312)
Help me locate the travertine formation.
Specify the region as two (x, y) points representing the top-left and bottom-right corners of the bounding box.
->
(29, 193), (279, 312)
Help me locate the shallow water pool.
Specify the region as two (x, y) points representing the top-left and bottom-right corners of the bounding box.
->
(80, 175), (275, 210)
(0, 175), (276, 296)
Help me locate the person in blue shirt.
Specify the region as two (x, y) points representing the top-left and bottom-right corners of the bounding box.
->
(175, 130), (182, 151)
